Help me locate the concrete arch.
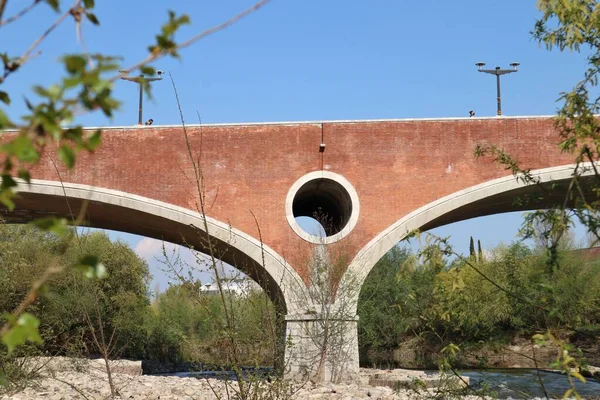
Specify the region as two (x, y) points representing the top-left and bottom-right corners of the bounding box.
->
(342, 163), (599, 309)
(7, 180), (308, 314)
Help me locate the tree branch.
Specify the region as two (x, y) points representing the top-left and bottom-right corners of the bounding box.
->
(0, 0), (42, 27)
(0, 0), (8, 21)
(21, 0), (80, 65)
(119, 0), (271, 76)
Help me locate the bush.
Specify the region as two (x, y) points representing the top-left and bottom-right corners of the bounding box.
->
(0, 226), (150, 359)
(358, 240), (600, 356)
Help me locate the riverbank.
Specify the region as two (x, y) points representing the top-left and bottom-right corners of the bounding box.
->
(0, 364), (481, 400)
(362, 335), (600, 370)
(3, 357), (600, 399)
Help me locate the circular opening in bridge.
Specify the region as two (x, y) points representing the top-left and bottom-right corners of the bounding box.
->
(286, 171), (359, 244)
(294, 216), (327, 238)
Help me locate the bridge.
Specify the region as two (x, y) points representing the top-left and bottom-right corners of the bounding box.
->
(4, 115), (588, 381)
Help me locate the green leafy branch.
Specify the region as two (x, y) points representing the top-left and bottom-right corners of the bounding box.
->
(0, 0), (272, 376)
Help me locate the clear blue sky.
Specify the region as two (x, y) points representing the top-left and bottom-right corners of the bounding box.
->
(1, 1), (590, 291)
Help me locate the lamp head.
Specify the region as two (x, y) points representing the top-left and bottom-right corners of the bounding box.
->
(475, 62), (486, 70)
(509, 62), (520, 71)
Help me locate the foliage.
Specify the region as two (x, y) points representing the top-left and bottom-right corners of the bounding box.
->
(0, 0), (189, 210)
(475, 0), (600, 270)
(358, 241), (600, 355)
(0, 225), (151, 396)
(42, 231), (150, 358)
(0, 223), (282, 373)
(0, 0), (270, 371)
(467, 2), (600, 396)
(0, 0), (188, 367)
(0, 226), (150, 360)
(145, 276), (278, 368)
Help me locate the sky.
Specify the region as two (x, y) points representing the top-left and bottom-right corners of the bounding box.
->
(0, 0), (592, 292)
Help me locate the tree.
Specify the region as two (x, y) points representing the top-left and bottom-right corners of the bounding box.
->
(0, 227), (150, 357)
(469, 237), (475, 260)
(0, 226), (152, 394)
(444, 4), (600, 395)
(0, 0), (270, 370)
(477, 1), (600, 262)
(358, 247), (412, 353)
(41, 231), (150, 358)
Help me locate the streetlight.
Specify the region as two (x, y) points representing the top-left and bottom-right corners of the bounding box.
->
(119, 70), (163, 125)
(475, 62), (519, 116)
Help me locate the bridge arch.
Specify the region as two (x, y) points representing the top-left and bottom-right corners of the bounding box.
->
(342, 163), (598, 311)
(7, 180), (308, 314)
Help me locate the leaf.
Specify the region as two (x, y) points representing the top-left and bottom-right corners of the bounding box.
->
(1, 174), (17, 190)
(34, 85), (62, 101)
(0, 109), (13, 129)
(441, 343), (460, 356)
(451, 275), (465, 291)
(83, 0), (95, 8)
(63, 55), (87, 74)
(32, 217), (71, 236)
(84, 130), (102, 151)
(58, 144), (76, 169)
(77, 255), (107, 279)
(571, 371), (586, 383)
(3, 136), (38, 163)
(140, 66), (155, 76)
(44, 0), (60, 11)
(86, 12), (99, 25)
(1, 313), (43, 354)
(17, 169), (31, 183)
(0, 189), (16, 210)
(0, 91), (9, 105)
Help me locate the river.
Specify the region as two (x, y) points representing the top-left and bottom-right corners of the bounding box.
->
(462, 369), (600, 399)
(165, 368), (600, 399)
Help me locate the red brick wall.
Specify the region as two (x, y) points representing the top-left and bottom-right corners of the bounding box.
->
(22, 117), (573, 282)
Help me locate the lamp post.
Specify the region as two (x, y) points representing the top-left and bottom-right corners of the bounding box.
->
(476, 62), (519, 116)
(119, 70), (163, 125)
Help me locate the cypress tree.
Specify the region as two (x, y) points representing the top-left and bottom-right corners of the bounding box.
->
(469, 236), (475, 259)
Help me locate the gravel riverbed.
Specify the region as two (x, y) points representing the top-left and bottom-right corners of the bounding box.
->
(1, 364), (487, 400)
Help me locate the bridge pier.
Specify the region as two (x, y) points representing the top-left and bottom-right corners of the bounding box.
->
(283, 312), (359, 383)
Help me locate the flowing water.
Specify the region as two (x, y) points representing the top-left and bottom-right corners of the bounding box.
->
(164, 368), (600, 399)
(461, 369), (600, 399)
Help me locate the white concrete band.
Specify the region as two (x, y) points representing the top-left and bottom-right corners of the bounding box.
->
(285, 171), (360, 245)
(42, 114), (557, 132)
(14, 179), (308, 314)
(341, 162), (599, 311)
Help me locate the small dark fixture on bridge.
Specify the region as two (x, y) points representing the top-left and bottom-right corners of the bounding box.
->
(319, 143), (326, 153)
(145, 118), (154, 126)
(469, 110), (475, 117)
(475, 62), (519, 116)
(120, 70), (163, 125)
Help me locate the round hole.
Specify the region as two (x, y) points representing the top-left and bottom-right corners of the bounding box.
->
(286, 171), (359, 244)
(295, 216), (327, 238)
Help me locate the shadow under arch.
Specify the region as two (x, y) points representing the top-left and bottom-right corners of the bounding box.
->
(342, 163), (600, 311)
(5, 180), (308, 315)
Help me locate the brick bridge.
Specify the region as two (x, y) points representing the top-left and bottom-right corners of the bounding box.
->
(6, 115), (588, 381)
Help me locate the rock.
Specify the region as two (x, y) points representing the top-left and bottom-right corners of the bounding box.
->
(17, 356), (142, 377)
(584, 365), (600, 379)
(1, 362), (495, 400)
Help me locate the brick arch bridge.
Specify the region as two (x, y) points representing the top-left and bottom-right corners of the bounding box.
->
(4, 115), (590, 381)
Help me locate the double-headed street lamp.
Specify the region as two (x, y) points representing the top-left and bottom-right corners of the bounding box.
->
(476, 62), (519, 116)
(119, 70), (163, 125)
